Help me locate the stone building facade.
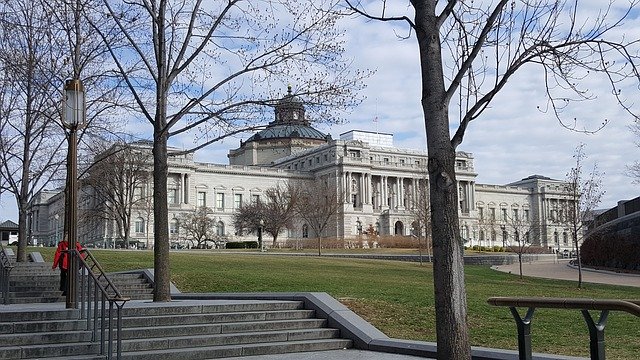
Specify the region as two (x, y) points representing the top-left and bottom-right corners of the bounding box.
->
(27, 90), (575, 251)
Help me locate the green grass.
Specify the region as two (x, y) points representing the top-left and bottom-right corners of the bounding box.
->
(27, 247), (640, 359)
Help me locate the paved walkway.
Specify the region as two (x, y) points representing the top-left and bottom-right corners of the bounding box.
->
(492, 259), (640, 287)
(230, 350), (428, 360)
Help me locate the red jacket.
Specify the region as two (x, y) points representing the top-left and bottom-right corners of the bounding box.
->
(52, 241), (83, 270)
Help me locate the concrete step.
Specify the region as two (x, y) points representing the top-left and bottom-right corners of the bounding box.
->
(0, 318), (87, 334)
(0, 341), (99, 359)
(121, 309), (315, 328)
(0, 309), (81, 323)
(118, 338), (352, 360)
(120, 328), (342, 352)
(0, 330), (93, 346)
(119, 301), (304, 317)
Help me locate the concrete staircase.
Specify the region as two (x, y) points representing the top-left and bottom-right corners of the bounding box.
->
(0, 299), (352, 359)
(6, 261), (154, 304)
(1, 252), (352, 359)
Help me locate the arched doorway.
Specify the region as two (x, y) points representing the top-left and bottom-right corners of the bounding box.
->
(394, 221), (404, 235)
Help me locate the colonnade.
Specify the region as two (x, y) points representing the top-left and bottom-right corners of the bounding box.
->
(341, 171), (428, 211)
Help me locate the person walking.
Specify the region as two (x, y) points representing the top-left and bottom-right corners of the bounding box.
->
(52, 237), (83, 296)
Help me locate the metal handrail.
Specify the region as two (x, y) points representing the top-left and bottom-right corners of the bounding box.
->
(72, 248), (129, 360)
(0, 242), (14, 305)
(487, 296), (640, 360)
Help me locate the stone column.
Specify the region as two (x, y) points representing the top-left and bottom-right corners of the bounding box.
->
(183, 174), (189, 204)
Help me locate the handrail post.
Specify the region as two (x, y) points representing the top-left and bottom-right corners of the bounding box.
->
(0, 244), (14, 305)
(582, 310), (608, 360)
(509, 306), (535, 360)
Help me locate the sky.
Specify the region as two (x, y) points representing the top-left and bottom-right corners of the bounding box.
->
(1, 1), (638, 222)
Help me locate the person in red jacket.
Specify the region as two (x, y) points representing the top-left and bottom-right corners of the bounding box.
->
(52, 237), (83, 296)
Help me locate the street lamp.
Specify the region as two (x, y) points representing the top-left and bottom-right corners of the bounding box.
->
(259, 219), (264, 252)
(54, 214), (60, 247)
(62, 79), (85, 309)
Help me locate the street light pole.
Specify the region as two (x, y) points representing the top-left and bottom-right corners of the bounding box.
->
(259, 219), (264, 252)
(62, 79), (85, 309)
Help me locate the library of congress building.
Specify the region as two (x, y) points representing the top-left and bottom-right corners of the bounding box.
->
(28, 90), (575, 251)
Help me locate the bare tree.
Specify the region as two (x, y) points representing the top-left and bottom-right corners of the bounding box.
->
(233, 183), (300, 247)
(83, 142), (151, 248)
(177, 207), (218, 249)
(503, 211), (541, 279)
(0, 0), (126, 261)
(233, 200), (265, 247)
(0, 0), (67, 261)
(409, 176), (432, 262)
(345, 1), (640, 358)
(564, 144), (604, 288)
(93, 0), (368, 301)
(628, 120), (640, 183)
(293, 177), (344, 256)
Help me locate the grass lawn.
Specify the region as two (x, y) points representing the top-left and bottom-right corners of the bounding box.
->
(28, 248), (640, 359)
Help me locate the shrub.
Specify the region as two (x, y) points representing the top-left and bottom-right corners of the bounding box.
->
(581, 233), (640, 271)
(225, 241), (258, 249)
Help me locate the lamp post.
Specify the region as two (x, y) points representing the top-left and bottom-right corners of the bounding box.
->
(259, 219), (264, 252)
(54, 214), (60, 247)
(62, 79), (85, 309)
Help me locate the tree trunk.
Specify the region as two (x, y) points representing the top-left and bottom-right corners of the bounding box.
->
(152, 124), (170, 301)
(518, 253), (523, 279)
(414, 2), (471, 358)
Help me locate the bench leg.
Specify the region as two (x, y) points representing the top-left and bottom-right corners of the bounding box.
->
(581, 310), (608, 360)
(510, 307), (535, 360)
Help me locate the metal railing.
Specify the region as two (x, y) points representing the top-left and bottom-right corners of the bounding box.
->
(0, 242), (14, 305)
(71, 248), (130, 360)
(487, 296), (640, 360)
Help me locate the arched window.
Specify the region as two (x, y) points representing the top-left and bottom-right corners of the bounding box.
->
(216, 221), (225, 236)
(394, 221), (404, 235)
(169, 218), (179, 235)
(302, 224), (309, 238)
(135, 217), (145, 234)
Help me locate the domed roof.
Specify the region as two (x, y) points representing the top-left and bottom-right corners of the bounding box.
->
(278, 85), (303, 106)
(247, 124), (327, 142)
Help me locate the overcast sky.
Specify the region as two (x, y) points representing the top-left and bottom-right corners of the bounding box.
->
(1, 2), (638, 222)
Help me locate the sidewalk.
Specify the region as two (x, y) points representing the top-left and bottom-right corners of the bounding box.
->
(492, 259), (640, 287)
(230, 350), (427, 360)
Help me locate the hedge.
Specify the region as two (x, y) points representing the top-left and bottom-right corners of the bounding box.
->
(225, 241), (259, 249)
(581, 233), (640, 271)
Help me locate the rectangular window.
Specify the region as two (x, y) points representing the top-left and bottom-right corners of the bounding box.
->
(252, 194), (260, 204)
(216, 193), (225, 209)
(167, 188), (177, 204)
(133, 186), (144, 200)
(169, 220), (178, 234)
(524, 209), (530, 221)
(490, 208), (496, 220)
(478, 207), (484, 220)
(512, 209), (519, 220)
(135, 218), (145, 234)
(234, 194), (242, 208)
(197, 191), (206, 207)
(502, 208), (508, 221)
